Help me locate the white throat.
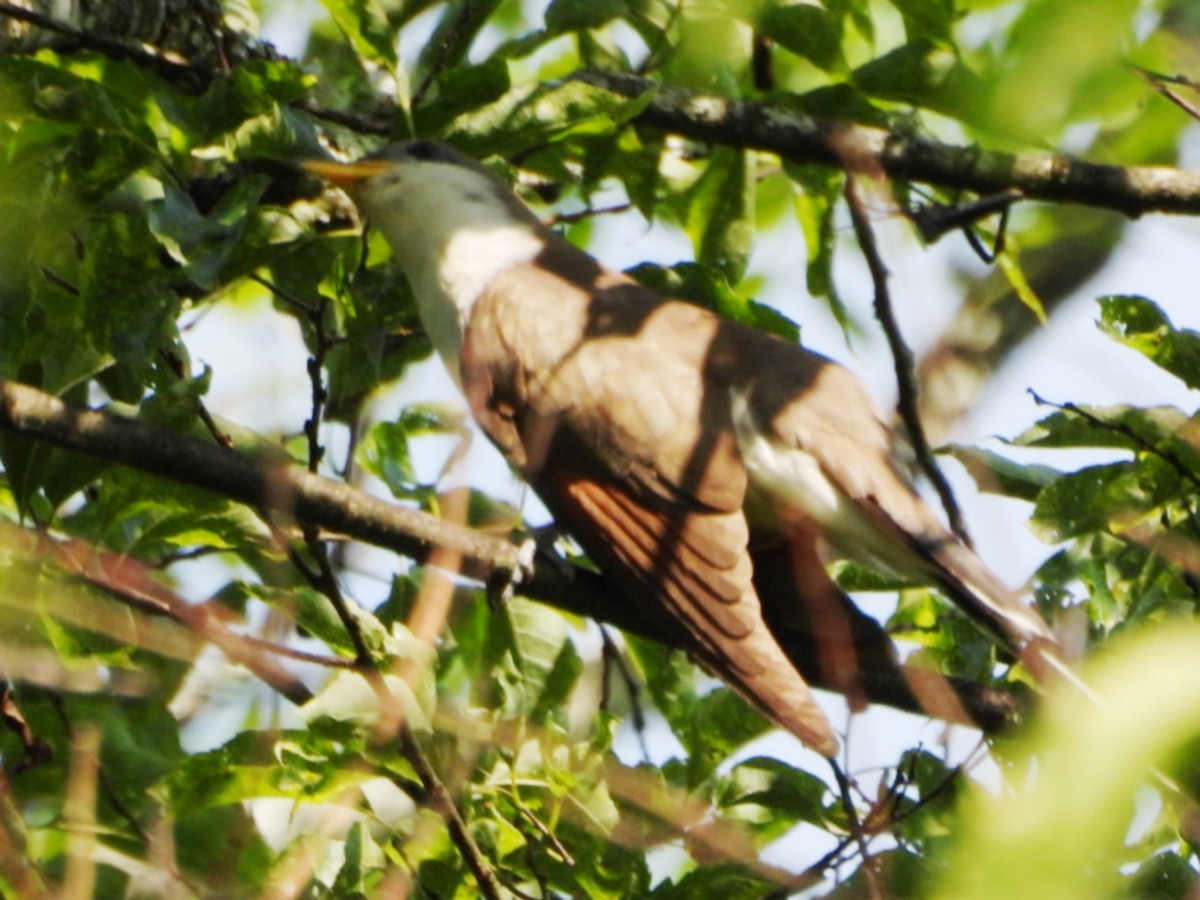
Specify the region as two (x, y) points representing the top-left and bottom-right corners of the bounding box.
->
(358, 163), (546, 384)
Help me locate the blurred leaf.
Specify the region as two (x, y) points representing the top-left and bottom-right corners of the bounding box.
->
(984, 0), (1139, 140)
(786, 162), (853, 334)
(937, 624), (1200, 900)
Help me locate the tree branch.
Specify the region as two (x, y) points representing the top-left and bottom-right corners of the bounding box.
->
(0, 380), (525, 581)
(0, 380), (1025, 731)
(574, 69), (1200, 217)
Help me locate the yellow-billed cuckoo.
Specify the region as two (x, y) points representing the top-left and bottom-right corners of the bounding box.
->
(304, 141), (1060, 756)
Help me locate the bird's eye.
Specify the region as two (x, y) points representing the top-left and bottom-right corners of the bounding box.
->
(406, 141), (447, 162)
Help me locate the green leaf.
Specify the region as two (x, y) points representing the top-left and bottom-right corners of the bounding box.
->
(996, 248), (1048, 323)
(80, 212), (180, 368)
(357, 405), (465, 499)
(786, 162), (853, 334)
(1014, 404), (1200, 474)
(486, 597), (575, 719)
(652, 863), (774, 899)
(887, 0), (958, 42)
(852, 39), (986, 122)
(545, 0), (628, 32)
(414, 57), (512, 135)
(1030, 458), (1181, 543)
(758, 4), (845, 72)
(721, 756), (831, 835)
(944, 445), (1060, 502)
(684, 147), (755, 283)
(443, 79), (655, 158)
(62, 466), (268, 558)
(319, 0), (399, 67)
(684, 689), (771, 785)
(625, 261), (800, 341)
(167, 728), (378, 812)
(1098, 295), (1200, 391)
(151, 170), (307, 302)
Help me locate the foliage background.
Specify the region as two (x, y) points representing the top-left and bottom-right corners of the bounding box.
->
(2, 0), (1200, 896)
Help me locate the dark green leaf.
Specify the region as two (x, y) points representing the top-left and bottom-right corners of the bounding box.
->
(759, 4), (845, 72)
(80, 212), (180, 368)
(684, 689), (771, 785)
(887, 0), (958, 42)
(545, 0), (628, 32)
(652, 863), (774, 899)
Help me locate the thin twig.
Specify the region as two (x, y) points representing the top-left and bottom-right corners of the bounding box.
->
(1129, 65), (1200, 123)
(829, 760), (882, 900)
(844, 176), (969, 542)
(908, 189), (1022, 246)
(599, 627), (649, 763)
(296, 101), (392, 136)
(546, 203), (632, 227)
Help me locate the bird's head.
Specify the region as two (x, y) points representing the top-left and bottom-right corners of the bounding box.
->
(303, 140), (541, 253)
(302, 140), (549, 369)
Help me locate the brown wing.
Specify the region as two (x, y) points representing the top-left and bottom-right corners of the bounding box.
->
(461, 248), (837, 754)
(745, 349), (1058, 657)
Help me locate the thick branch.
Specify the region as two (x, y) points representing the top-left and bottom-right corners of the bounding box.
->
(575, 70), (1200, 217)
(0, 380), (1023, 730)
(0, 380), (524, 580)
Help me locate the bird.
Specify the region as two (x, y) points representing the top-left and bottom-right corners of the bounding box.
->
(303, 140), (1061, 756)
